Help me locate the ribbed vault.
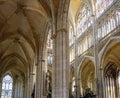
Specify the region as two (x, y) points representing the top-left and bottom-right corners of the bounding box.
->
(0, 0), (55, 78)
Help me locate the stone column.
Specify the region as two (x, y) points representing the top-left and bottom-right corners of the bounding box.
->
(13, 79), (17, 98)
(104, 77), (107, 98)
(52, 28), (69, 98)
(12, 79), (15, 98)
(29, 71), (36, 98)
(92, 15), (104, 98)
(35, 59), (42, 98)
(41, 59), (47, 98)
(0, 80), (2, 97)
(51, 34), (56, 98)
(13, 78), (21, 98)
(23, 82), (25, 98)
(111, 77), (115, 98)
(77, 79), (81, 97)
(35, 56), (47, 98)
(107, 77), (110, 98)
(23, 76), (28, 98)
(74, 33), (80, 98)
(27, 76), (31, 98)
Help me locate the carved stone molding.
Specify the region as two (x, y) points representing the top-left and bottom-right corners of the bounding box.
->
(57, 28), (68, 33)
(51, 34), (56, 39)
(41, 59), (45, 62)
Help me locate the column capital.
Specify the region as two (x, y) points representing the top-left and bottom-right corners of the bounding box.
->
(57, 28), (68, 33)
(51, 34), (56, 39)
(35, 59), (45, 66)
(100, 67), (103, 70)
(30, 72), (36, 75)
(41, 59), (45, 62)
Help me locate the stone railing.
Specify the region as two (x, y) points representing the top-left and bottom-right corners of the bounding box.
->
(97, 0), (120, 41)
(70, 0), (120, 64)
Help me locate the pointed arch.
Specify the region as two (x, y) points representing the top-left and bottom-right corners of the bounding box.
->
(77, 56), (94, 75)
(1, 74), (13, 98)
(77, 56), (95, 95)
(76, 1), (93, 38)
(99, 36), (120, 69)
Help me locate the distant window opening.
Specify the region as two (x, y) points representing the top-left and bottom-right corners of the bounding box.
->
(1, 75), (13, 98)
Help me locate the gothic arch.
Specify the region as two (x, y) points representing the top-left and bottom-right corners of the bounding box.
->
(77, 56), (94, 75)
(76, 0), (93, 21)
(99, 36), (120, 98)
(99, 36), (120, 69)
(1, 74), (13, 98)
(77, 56), (95, 95)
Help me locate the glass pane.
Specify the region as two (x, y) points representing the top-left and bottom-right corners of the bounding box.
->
(1, 75), (13, 98)
(96, 0), (114, 17)
(77, 4), (92, 37)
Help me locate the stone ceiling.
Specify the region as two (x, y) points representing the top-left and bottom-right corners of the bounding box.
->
(0, 0), (87, 78)
(0, 0), (58, 78)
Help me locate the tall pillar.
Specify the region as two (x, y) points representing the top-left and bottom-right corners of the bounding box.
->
(52, 28), (69, 98)
(104, 77), (107, 98)
(0, 79), (2, 97)
(29, 70), (36, 98)
(74, 33), (80, 98)
(51, 34), (56, 98)
(41, 59), (47, 98)
(106, 77), (109, 98)
(13, 78), (23, 98)
(35, 55), (47, 98)
(23, 82), (25, 98)
(92, 15), (104, 98)
(35, 59), (42, 98)
(12, 79), (15, 98)
(24, 76), (29, 98)
(27, 76), (31, 98)
(13, 79), (17, 98)
(77, 79), (80, 97)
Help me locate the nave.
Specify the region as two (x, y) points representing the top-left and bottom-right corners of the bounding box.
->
(0, 0), (120, 98)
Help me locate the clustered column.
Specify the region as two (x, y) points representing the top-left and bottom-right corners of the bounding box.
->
(104, 76), (117, 98)
(13, 78), (23, 98)
(35, 59), (43, 98)
(35, 53), (47, 98)
(52, 28), (69, 98)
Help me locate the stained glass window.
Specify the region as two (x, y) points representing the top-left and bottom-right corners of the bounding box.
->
(77, 4), (92, 37)
(96, 0), (114, 17)
(47, 30), (53, 49)
(1, 75), (13, 98)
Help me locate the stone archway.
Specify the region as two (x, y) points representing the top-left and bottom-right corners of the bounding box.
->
(101, 40), (120, 98)
(78, 58), (95, 96)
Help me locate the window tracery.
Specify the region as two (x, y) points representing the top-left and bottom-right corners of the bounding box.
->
(47, 30), (53, 65)
(47, 30), (53, 49)
(1, 75), (13, 98)
(96, 0), (114, 17)
(104, 63), (120, 98)
(77, 4), (92, 37)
